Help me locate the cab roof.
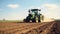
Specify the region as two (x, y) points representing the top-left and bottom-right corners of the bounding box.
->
(31, 9), (41, 11)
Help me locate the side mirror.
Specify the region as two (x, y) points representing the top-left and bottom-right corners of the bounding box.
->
(39, 9), (41, 11)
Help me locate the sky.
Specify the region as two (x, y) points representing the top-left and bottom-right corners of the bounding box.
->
(0, 0), (60, 20)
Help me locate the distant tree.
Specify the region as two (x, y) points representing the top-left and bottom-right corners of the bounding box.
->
(3, 18), (5, 21)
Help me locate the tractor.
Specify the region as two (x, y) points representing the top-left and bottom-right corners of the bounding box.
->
(23, 9), (44, 22)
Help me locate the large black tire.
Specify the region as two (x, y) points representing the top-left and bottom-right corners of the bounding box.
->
(38, 20), (41, 22)
(25, 17), (30, 22)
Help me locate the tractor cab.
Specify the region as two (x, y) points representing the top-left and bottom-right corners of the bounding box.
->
(29, 9), (41, 16)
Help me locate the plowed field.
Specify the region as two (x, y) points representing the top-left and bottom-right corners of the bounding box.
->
(0, 20), (60, 34)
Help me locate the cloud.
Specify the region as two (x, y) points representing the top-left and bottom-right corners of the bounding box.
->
(7, 4), (19, 8)
(41, 4), (59, 10)
(40, 4), (60, 19)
